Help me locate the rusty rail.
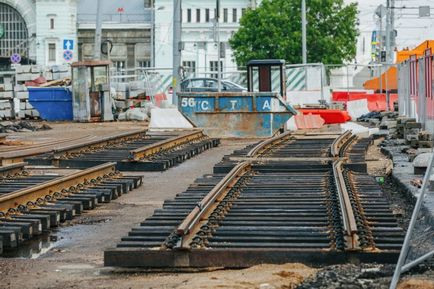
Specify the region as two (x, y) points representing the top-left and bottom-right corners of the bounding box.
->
(175, 161), (251, 248)
(128, 130), (204, 161)
(247, 131), (292, 157)
(0, 162), (116, 214)
(330, 131), (354, 157)
(0, 162), (27, 178)
(0, 130), (146, 166)
(333, 160), (360, 250)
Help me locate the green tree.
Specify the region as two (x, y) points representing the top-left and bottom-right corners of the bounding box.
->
(229, 0), (358, 66)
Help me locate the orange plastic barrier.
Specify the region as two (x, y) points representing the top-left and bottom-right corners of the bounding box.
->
(299, 109), (351, 124)
(332, 92), (397, 112)
(347, 93), (397, 111)
(294, 113), (325, 129)
(332, 91), (367, 102)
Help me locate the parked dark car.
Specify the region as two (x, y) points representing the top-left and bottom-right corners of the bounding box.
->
(180, 78), (247, 92)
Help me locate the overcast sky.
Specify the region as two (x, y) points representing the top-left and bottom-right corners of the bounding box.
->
(348, 0), (434, 49)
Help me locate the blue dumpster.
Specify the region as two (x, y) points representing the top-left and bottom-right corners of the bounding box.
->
(28, 87), (73, 121)
(178, 92), (297, 138)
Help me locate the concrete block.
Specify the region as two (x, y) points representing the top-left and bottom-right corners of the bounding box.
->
(31, 110), (40, 117)
(14, 84), (27, 92)
(16, 91), (29, 99)
(51, 65), (69, 73)
(0, 83), (12, 92)
(31, 65), (42, 73)
(19, 102), (26, 110)
(115, 91), (128, 100)
(129, 81), (145, 91)
(0, 101), (11, 109)
(25, 102), (34, 110)
(115, 100), (127, 109)
(0, 91), (13, 99)
(129, 90), (145, 98)
(18, 111), (25, 118)
(43, 72), (53, 81)
(112, 82), (129, 92)
(16, 73), (33, 82)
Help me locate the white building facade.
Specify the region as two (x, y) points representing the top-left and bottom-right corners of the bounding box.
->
(154, 0), (259, 77)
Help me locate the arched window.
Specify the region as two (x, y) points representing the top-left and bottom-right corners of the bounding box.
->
(0, 3), (29, 60)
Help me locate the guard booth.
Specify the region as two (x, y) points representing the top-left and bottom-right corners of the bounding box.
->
(71, 60), (114, 122)
(247, 59), (287, 100)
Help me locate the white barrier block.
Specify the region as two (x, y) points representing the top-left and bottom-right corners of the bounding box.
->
(149, 108), (194, 129)
(346, 99), (370, 120)
(341, 122), (379, 137)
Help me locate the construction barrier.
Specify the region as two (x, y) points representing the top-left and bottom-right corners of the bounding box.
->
(332, 92), (397, 112)
(398, 48), (434, 133)
(298, 109), (351, 124)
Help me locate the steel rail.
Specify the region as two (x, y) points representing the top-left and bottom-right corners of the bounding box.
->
(0, 130), (146, 165)
(330, 130), (353, 157)
(0, 135), (93, 153)
(128, 130), (204, 161)
(247, 131), (292, 157)
(332, 160), (360, 250)
(175, 161), (251, 248)
(0, 162), (116, 214)
(53, 129), (147, 159)
(0, 162), (27, 178)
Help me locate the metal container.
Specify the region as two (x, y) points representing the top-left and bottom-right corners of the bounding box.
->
(178, 92), (296, 138)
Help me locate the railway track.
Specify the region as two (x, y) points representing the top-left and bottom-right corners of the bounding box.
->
(105, 131), (405, 268)
(26, 129), (220, 171)
(0, 162), (143, 254)
(0, 129), (147, 166)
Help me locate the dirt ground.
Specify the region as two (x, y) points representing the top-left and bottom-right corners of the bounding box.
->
(366, 137), (393, 177)
(0, 123), (315, 289)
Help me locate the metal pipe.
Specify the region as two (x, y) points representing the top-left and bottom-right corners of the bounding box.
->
(389, 150), (434, 289)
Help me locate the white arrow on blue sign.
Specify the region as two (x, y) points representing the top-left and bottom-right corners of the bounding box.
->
(63, 39), (74, 50)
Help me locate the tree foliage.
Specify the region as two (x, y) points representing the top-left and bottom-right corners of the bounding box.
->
(229, 0), (359, 66)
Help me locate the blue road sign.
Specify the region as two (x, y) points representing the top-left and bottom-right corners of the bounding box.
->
(63, 50), (73, 62)
(63, 39), (74, 50)
(10, 53), (21, 64)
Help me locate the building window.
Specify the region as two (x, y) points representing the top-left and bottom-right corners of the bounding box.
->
(48, 43), (56, 62)
(196, 9), (200, 23)
(137, 60), (151, 68)
(223, 8), (228, 23)
(205, 9), (210, 22)
(242, 8), (246, 17)
(182, 61), (196, 74)
(210, 61), (223, 78)
(50, 18), (55, 30)
(232, 8), (237, 22)
(187, 9), (191, 23)
(113, 61), (126, 72)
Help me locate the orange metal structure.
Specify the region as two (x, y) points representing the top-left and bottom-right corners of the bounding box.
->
(363, 40), (434, 92)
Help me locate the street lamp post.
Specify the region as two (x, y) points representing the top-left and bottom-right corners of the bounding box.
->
(301, 0), (307, 64)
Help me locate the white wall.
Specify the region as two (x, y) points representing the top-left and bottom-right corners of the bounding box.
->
(155, 0), (255, 74)
(35, 0), (78, 66)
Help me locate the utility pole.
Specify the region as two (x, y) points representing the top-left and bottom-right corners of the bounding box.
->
(93, 0), (103, 59)
(172, 0), (182, 105)
(385, 0), (395, 111)
(301, 0), (307, 64)
(216, 0), (221, 92)
(150, 7), (155, 68)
